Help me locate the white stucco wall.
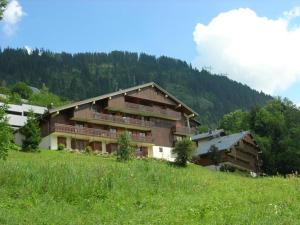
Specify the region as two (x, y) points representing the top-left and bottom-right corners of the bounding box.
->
(14, 131), (24, 146)
(7, 114), (27, 127)
(39, 134), (58, 150)
(152, 146), (176, 162)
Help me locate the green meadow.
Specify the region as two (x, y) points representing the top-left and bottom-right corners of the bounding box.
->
(0, 150), (299, 225)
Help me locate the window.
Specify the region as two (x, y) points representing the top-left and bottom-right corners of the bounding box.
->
(75, 122), (84, 128)
(110, 128), (117, 133)
(57, 137), (67, 147)
(91, 104), (97, 112)
(159, 147), (163, 153)
(175, 136), (183, 141)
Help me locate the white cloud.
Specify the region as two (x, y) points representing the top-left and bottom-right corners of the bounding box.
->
(24, 45), (33, 55)
(193, 7), (300, 94)
(2, 0), (26, 36)
(283, 6), (300, 20)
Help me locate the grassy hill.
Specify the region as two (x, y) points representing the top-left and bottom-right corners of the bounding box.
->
(0, 150), (299, 225)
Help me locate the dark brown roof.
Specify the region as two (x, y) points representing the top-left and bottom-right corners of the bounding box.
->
(48, 82), (199, 117)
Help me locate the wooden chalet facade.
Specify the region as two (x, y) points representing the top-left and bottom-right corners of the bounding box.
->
(192, 130), (262, 173)
(40, 82), (199, 161)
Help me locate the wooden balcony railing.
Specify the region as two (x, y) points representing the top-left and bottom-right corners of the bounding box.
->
(73, 111), (154, 129)
(124, 102), (181, 120)
(53, 123), (153, 143)
(93, 112), (153, 128)
(171, 126), (196, 135)
(226, 155), (253, 171)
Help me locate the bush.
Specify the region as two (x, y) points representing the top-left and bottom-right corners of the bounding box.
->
(173, 138), (196, 167)
(20, 111), (41, 152)
(8, 93), (22, 104)
(57, 144), (65, 151)
(117, 131), (134, 161)
(11, 82), (33, 99)
(85, 146), (92, 154)
(220, 164), (236, 172)
(28, 84), (68, 107)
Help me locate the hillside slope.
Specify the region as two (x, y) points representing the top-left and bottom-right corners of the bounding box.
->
(0, 48), (272, 124)
(0, 150), (299, 225)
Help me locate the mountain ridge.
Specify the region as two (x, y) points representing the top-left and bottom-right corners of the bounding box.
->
(0, 48), (272, 125)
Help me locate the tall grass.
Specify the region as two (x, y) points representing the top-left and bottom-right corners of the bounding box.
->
(0, 150), (299, 225)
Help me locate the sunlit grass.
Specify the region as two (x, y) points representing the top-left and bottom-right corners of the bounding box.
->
(0, 150), (299, 225)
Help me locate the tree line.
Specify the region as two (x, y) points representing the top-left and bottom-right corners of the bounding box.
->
(220, 98), (300, 175)
(0, 48), (271, 125)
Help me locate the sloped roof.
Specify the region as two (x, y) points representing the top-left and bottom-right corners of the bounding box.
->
(193, 131), (250, 156)
(29, 86), (40, 94)
(48, 82), (198, 116)
(192, 129), (225, 141)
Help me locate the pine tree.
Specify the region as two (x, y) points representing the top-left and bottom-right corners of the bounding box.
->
(20, 111), (41, 152)
(0, 103), (13, 160)
(117, 131), (134, 161)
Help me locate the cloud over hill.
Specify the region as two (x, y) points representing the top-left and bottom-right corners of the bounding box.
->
(193, 7), (300, 95)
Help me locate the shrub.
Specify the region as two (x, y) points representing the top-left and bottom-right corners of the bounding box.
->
(117, 131), (134, 161)
(173, 138), (196, 167)
(28, 84), (68, 107)
(11, 82), (33, 99)
(20, 111), (41, 152)
(57, 143), (65, 151)
(0, 104), (13, 160)
(8, 93), (22, 105)
(85, 146), (92, 154)
(220, 164), (236, 172)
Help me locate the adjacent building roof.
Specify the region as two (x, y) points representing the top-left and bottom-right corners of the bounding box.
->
(0, 102), (47, 129)
(192, 129), (225, 141)
(193, 131), (250, 156)
(29, 86), (41, 94)
(48, 82), (199, 117)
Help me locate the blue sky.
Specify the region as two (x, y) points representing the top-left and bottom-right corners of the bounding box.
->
(1, 0), (300, 105)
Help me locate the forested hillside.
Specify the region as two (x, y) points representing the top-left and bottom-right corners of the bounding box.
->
(0, 48), (272, 124)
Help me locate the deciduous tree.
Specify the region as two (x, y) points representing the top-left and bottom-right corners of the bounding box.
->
(173, 138), (196, 167)
(0, 0), (7, 20)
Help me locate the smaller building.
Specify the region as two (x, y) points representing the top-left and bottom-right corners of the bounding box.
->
(0, 102), (47, 145)
(192, 130), (261, 173)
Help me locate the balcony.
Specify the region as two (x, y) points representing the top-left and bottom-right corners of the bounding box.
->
(73, 111), (154, 131)
(226, 155), (253, 171)
(172, 126), (196, 136)
(53, 123), (153, 144)
(107, 101), (181, 120)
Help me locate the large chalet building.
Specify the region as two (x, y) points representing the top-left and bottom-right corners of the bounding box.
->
(39, 82), (199, 161)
